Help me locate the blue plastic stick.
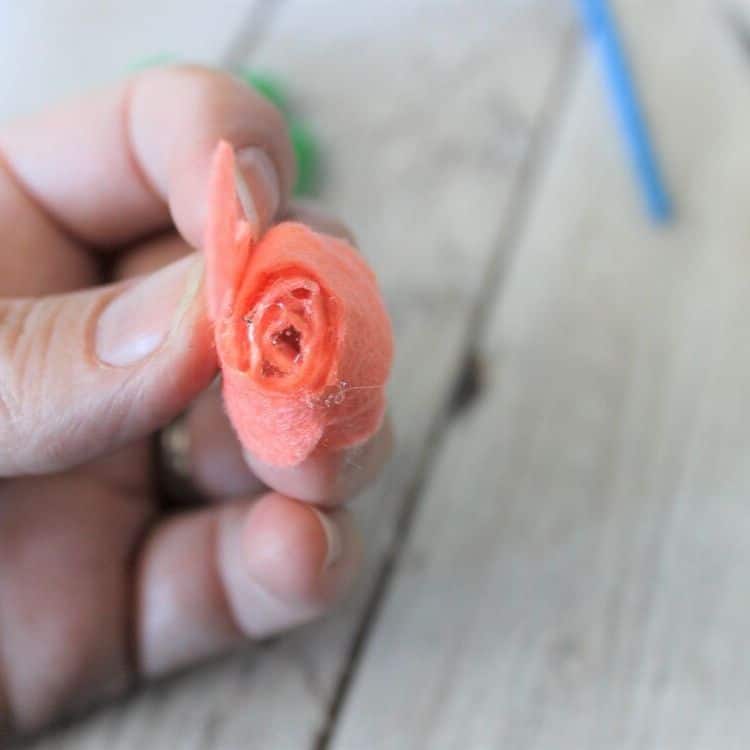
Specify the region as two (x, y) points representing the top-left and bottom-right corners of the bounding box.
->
(576, 0), (673, 223)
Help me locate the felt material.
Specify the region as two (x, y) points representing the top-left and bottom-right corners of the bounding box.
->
(205, 141), (393, 466)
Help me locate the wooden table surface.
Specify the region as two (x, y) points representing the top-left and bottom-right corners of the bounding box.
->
(4, 0), (750, 747)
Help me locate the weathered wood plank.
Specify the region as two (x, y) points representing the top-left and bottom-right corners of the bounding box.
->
(0, 0), (256, 122)
(330, 1), (750, 748)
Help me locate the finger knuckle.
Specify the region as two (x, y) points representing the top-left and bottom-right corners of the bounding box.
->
(0, 302), (32, 437)
(0, 299), (62, 473)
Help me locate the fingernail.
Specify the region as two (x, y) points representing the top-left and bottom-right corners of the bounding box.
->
(312, 509), (343, 570)
(96, 255), (202, 367)
(235, 146), (280, 234)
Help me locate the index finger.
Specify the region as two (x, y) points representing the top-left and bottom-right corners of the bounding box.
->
(0, 65), (296, 249)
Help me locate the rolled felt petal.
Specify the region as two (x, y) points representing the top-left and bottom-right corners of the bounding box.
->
(205, 141), (393, 466)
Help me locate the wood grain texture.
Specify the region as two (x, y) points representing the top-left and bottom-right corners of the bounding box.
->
(330, 1), (750, 748)
(0, 0), (256, 122)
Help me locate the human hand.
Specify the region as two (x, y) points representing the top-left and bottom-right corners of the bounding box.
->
(0, 66), (391, 738)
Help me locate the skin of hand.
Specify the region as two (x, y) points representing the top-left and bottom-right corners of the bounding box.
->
(0, 66), (391, 738)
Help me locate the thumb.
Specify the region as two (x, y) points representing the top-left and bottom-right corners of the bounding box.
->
(0, 254), (215, 476)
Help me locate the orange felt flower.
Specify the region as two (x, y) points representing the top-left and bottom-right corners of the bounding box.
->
(204, 141), (394, 466)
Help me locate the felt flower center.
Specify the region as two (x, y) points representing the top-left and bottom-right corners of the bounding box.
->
(244, 276), (336, 390)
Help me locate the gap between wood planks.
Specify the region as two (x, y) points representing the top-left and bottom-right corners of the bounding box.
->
(314, 23), (581, 750)
(220, 0), (286, 69)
